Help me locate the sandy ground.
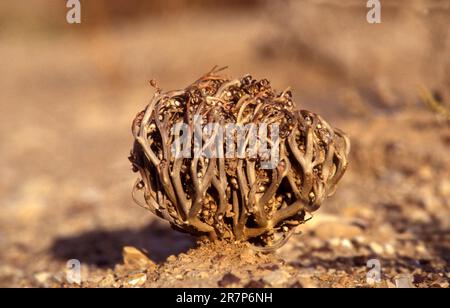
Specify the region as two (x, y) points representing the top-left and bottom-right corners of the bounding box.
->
(0, 1), (449, 288)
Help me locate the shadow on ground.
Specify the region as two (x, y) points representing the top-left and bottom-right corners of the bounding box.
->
(50, 220), (197, 268)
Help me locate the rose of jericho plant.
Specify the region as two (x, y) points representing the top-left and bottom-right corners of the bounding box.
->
(129, 67), (350, 250)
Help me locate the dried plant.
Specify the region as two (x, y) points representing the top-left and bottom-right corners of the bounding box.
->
(129, 67), (350, 249)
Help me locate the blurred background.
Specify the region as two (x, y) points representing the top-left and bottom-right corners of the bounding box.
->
(0, 0), (449, 287)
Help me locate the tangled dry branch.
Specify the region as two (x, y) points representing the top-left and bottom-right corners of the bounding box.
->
(129, 67), (350, 249)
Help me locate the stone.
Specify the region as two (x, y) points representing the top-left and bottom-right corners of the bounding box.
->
(33, 272), (53, 287)
(384, 243), (396, 255)
(263, 270), (290, 286)
(394, 275), (415, 288)
(127, 272), (147, 287)
(341, 239), (354, 249)
(122, 246), (156, 270)
(166, 255), (177, 262)
(369, 242), (385, 255)
(328, 238), (341, 247)
(415, 243), (428, 255)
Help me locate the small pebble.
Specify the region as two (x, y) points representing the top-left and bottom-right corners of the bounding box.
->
(167, 255), (177, 262)
(395, 275), (415, 288)
(263, 270), (290, 286)
(341, 239), (353, 249)
(127, 273), (147, 287)
(369, 242), (385, 255)
(384, 243), (396, 255)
